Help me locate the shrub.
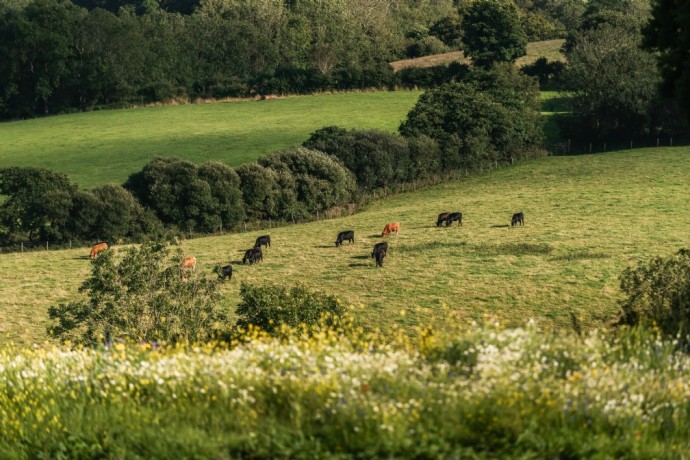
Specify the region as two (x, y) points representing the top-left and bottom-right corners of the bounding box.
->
(124, 157), (245, 231)
(258, 147), (356, 215)
(48, 242), (228, 345)
(618, 249), (690, 340)
(305, 127), (412, 190)
(520, 57), (565, 88)
(236, 162), (280, 220)
(235, 283), (345, 334)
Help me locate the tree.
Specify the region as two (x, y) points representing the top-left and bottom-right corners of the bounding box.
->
(258, 147), (356, 215)
(644, 0), (690, 121)
(0, 167), (76, 242)
(461, 0), (527, 67)
(124, 157), (244, 231)
(400, 65), (543, 169)
(235, 162), (280, 220)
(48, 242), (228, 345)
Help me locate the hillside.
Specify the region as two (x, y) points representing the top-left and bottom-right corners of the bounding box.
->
(390, 39), (565, 72)
(2, 147), (689, 345)
(0, 92), (421, 188)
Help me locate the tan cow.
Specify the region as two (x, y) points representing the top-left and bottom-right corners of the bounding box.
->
(180, 256), (197, 270)
(381, 222), (400, 237)
(89, 242), (109, 259)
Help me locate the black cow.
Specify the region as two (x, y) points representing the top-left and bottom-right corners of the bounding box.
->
(255, 235), (271, 249)
(375, 249), (386, 267)
(218, 265), (233, 281)
(511, 212), (525, 226)
(371, 241), (388, 258)
(437, 212), (450, 227)
(445, 212), (462, 226)
(335, 230), (355, 247)
(243, 247), (263, 264)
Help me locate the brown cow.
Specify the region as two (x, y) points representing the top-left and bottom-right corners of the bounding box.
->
(180, 256), (197, 270)
(89, 242), (109, 259)
(381, 222), (400, 237)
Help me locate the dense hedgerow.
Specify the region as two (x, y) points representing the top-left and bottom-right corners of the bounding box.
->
(1, 325), (689, 458)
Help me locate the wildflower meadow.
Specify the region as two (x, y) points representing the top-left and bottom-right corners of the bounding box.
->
(1, 324), (689, 459)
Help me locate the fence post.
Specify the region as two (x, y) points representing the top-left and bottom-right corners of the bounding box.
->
(657, 138), (660, 147)
(269, 218), (272, 228)
(604, 143), (607, 152)
(46, 241), (49, 251)
(316, 211), (319, 221)
(671, 137), (673, 146)
(69, 240), (72, 249)
(589, 143), (592, 153)
(630, 140), (633, 149)
(20, 242), (23, 252)
(567, 139), (571, 153)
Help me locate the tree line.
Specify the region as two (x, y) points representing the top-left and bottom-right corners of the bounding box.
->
(0, 0), (581, 120)
(0, 63), (545, 246)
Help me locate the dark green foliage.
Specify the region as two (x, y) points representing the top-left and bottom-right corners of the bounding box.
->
(462, 0), (528, 67)
(519, 10), (565, 40)
(429, 14), (463, 48)
(258, 147), (355, 217)
(304, 127), (407, 189)
(618, 250), (690, 341)
(235, 283), (344, 334)
(559, 0), (679, 140)
(48, 242), (227, 345)
(644, 0), (690, 121)
(396, 62), (470, 89)
(124, 157), (245, 231)
(520, 57), (565, 88)
(235, 162), (280, 220)
(0, 167), (76, 243)
(400, 65), (544, 170)
(91, 184), (149, 241)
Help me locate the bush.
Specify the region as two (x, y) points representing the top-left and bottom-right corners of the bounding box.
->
(399, 64), (544, 170)
(396, 62), (469, 89)
(618, 249), (690, 340)
(48, 242), (228, 345)
(236, 162), (280, 220)
(520, 57), (565, 89)
(235, 283), (345, 334)
(124, 157), (245, 231)
(258, 147), (356, 216)
(304, 127), (411, 190)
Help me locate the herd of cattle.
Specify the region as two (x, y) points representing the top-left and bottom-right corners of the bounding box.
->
(87, 212), (525, 279)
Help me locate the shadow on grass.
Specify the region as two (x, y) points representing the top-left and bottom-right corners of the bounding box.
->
(550, 251), (609, 261)
(348, 263), (371, 268)
(398, 241), (553, 256)
(490, 224), (511, 228)
(368, 234), (383, 238)
(314, 245), (335, 249)
(351, 255), (370, 260)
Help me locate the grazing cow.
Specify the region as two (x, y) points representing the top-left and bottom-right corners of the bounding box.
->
(243, 247), (263, 264)
(218, 265), (233, 281)
(180, 256), (197, 270)
(437, 212), (450, 227)
(89, 242), (109, 259)
(445, 212), (462, 227)
(371, 241), (388, 258)
(254, 235), (271, 249)
(375, 249), (386, 267)
(335, 230), (355, 247)
(511, 212), (525, 227)
(381, 222), (400, 237)
(261, 94), (278, 100)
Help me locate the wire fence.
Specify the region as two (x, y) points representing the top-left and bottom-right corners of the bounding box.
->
(549, 136), (688, 155)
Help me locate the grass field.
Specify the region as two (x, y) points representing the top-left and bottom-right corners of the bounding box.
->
(390, 39), (565, 71)
(2, 147), (689, 346)
(0, 91), (421, 188)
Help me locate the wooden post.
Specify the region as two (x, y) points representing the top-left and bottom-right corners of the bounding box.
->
(316, 211), (319, 221)
(630, 140), (633, 149)
(20, 242), (23, 252)
(46, 241), (49, 251)
(657, 138), (660, 147)
(69, 240), (72, 249)
(604, 143), (607, 152)
(269, 218), (272, 228)
(589, 143), (592, 153)
(671, 137), (673, 146)
(567, 139), (571, 153)
(243, 222), (247, 232)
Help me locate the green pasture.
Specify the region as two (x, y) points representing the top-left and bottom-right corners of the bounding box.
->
(2, 147), (689, 345)
(0, 91), (421, 188)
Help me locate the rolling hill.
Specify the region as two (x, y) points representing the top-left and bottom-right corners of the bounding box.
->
(2, 147), (689, 345)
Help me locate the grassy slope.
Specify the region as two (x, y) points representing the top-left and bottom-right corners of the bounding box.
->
(0, 91), (420, 188)
(390, 39), (565, 71)
(2, 147), (689, 345)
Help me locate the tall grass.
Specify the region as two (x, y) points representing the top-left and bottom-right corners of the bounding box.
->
(0, 324), (687, 458)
